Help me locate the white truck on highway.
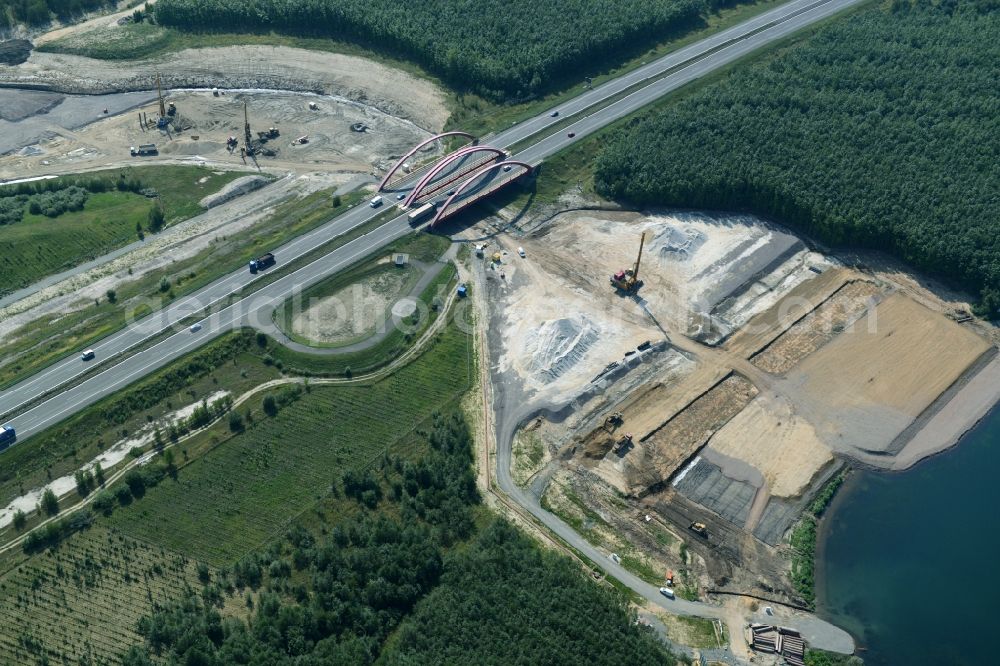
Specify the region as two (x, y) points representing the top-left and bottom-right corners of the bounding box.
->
(407, 202), (435, 225)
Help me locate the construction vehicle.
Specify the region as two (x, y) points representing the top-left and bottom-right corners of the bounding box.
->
(167, 102), (176, 116)
(295, 135), (309, 144)
(249, 252), (276, 274)
(258, 127), (280, 140)
(612, 433), (632, 454)
(308, 101), (318, 110)
(243, 102), (253, 151)
(603, 411), (624, 431)
(611, 232), (646, 294)
(0, 424), (15, 451)
(689, 522), (708, 538)
(154, 74), (169, 128)
(130, 144), (157, 156)
(227, 136), (238, 149)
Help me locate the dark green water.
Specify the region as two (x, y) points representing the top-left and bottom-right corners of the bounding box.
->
(818, 405), (1000, 666)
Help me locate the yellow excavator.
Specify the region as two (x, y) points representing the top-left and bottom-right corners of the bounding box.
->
(611, 232), (646, 294)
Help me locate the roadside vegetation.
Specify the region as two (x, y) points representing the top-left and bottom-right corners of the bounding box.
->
(109, 320), (472, 564)
(152, 0), (717, 102)
(1, 316), (682, 664)
(0, 166), (247, 296)
(0, 330), (278, 513)
(595, 0), (1000, 315)
(0, 187), (366, 390)
(269, 259), (458, 377)
(789, 472), (847, 607)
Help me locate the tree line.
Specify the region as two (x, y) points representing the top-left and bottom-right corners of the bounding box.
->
(0, 0), (112, 28)
(152, 0), (709, 102)
(594, 0), (1000, 316)
(119, 411), (681, 664)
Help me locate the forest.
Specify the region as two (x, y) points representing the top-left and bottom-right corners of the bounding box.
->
(595, 0), (1000, 315)
(152, 0), (711, 101)
(118, 411), (680, 664)
(0, 0), (111, 28)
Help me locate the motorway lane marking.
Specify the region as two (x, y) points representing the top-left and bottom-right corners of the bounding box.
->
(13, 216), (414, 436)
(5, 0), (854, 432)
(8, 0), (834, 406)
(2, 205), (381, 413)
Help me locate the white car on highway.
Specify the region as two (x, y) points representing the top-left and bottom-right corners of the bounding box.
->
(659, 587), (675, 599)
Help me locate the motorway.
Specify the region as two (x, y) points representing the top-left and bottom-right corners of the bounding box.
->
(0, 0), (864, 438)
(0, 0), (864, 652)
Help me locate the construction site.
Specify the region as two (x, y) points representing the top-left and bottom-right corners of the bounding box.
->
(481, 204), (1000, 618)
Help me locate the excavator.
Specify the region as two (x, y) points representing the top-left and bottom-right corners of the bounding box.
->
(611, 232), (646, 294)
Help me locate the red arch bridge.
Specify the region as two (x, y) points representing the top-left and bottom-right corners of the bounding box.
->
(379, 133), (534, 227)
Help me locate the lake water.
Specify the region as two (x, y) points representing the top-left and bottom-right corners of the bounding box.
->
(818, 405), (1000, 665)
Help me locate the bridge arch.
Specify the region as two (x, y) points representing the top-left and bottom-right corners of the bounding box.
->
(431, 160), (534, 227)
(378, 131), (475, 191)
(403, 145), (508, 207)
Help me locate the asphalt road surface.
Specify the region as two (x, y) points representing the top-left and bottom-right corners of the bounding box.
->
(0, 0), (863, 434)
(2, 0), (864, 651)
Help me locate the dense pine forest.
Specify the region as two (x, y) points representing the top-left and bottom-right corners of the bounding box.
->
(595, 0), (1000, 315)
(0, 0), (111, 28)
(152, 0), (710, 101)
(119, 412), (680, 665)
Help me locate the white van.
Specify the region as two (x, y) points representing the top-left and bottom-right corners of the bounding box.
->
(370, 196), (383, 208)
(659, 587), (675, 599)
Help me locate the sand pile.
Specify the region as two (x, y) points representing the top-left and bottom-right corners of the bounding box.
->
(524, 316), (601, 382)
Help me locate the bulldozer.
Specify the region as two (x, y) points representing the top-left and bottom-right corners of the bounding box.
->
(611, 232), (646, 294)
(689, 522), (708, 538)
(602, 411), (624, 432)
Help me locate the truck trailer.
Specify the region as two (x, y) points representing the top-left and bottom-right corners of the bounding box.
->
(249, 252), (276, 273)
(0, 425), (16, 452)
(407, 202), (436, 225)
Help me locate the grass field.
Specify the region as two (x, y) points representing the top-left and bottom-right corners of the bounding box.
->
(0, 166), (247, 296)
(274, 232), (449, 348)
(0, 526), (204, 665)
(0, 331), (280, 512)
(110, 319), (473, 565)
(269, 261), (457, 376)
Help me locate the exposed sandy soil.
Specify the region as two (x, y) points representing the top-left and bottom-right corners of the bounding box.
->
(288, 264), (413, 345)
(785, 292), (991, 455)
(0, 388), (226, 529)
(526, 210), (834, 343)
(608, 374), (758, 498)
(707, 394), (832, 498)
(724, 267), (851, 360)
(491, 235), (660, 404)
(0, 88), (431, 180)
(31, 0), (152, 45)
(0, 45), (449, 131)
(751, 280), (883, 374)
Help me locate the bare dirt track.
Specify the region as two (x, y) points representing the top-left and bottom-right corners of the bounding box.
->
(0, 45), (449, 130)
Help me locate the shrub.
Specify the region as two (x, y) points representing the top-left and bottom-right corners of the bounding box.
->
(41, 488), (60, 516)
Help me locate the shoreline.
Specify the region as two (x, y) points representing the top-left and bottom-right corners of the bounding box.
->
(888, 354), (1000, 471)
